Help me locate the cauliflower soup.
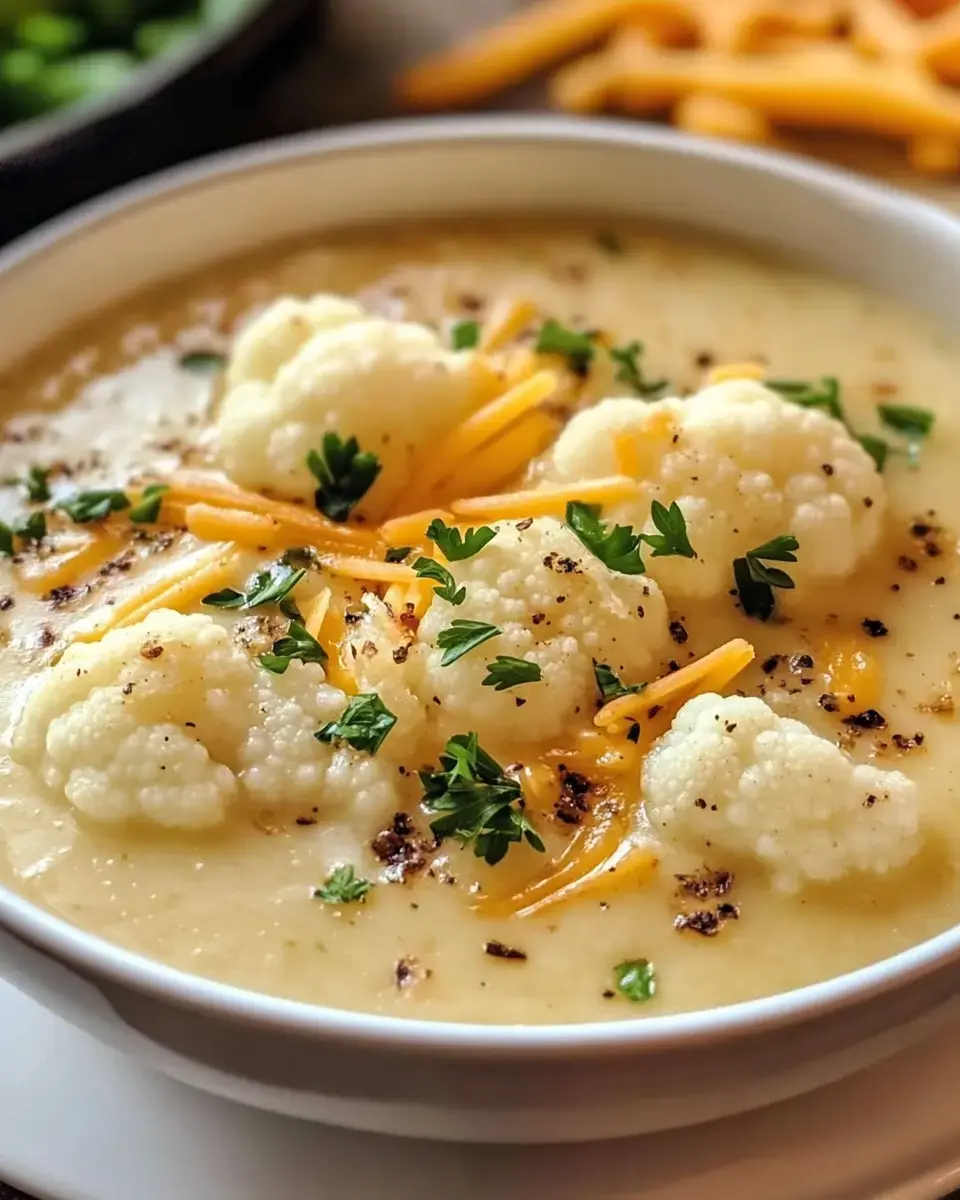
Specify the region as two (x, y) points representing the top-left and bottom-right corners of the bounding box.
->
(0, 219), (957, 1024)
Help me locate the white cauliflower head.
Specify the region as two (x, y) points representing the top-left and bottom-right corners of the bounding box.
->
(534, 380), (885, 600)
(227, 294), (367, 388)
(217, 296), (475, 515)
(407, 517), (671, 746)
(642, 693), (920, 892)
(12, 609), (404, 829)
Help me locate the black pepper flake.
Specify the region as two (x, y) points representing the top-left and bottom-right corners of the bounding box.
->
(371, 811), (433, 882)
(0, 595), (13, 611)
(295, 816), (316, 826)
(515, 697), (527, 707)
(898, 555), (919, 573)
(647, 704), (662, 719)
(392, 645), (410, 665)
(45, 584), (80, 608)
(694, 797), (707, 809)
(788, 653), (814, 672)
(602, 988), (616, 999)
(515, 518), (533, 531)
(694, 351), (715, 369)
(935, 576), (946, 586)
(531, 612), (546, 625)
(669, 620), (689, 645)
(185, 721), (196, 728)
(892, 732), (925, 751)
(121, 682), (134, 696)
(484, 940), (527, 961)
(555, 767), (592, 825)
(843, 709), (887, 730)
(674, 910), (722, 936)
(822, 463), (835, 476)
(861, 618), (889, 638)
(761, 654), (782, 675)
(394, 957), (425, 989)
(863, 794), (877, 808)
(675, 868), (733, 899)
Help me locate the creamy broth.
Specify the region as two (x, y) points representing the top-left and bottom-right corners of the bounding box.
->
(0, 219), (959, 1024)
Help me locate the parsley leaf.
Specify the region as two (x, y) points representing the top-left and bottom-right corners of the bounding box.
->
(565, 501), (646, 575)
(877, 404), (935, 439)
(384, 545), (413, 564)
(482, 656), (542, 691)
(0, 524), (12, 556)
(614, 958), (657, 1002)
(733, 534), (799, 621)
(23, 466), (50, 502)
(593, 661), (645, 704)
(767, 376), (845, 423)
(307, 433), (381, 522)
(315, 693), (397, 755)
(436, 619), (501, 666)
(258, 621), (327, 674)
(641, 500), (696, 559)
(535, 319), (595, 375)
(14, 511), (46, 543)
(129, 484), (169, 524)
(312, 864), (372, 905)
(426, 518), (497, 561)
(419, 732), (544, 866)
(857, 434), (889, 473)
(203, 561), (305, 610)
(413, 556), (466, 605)
(178, 349), (227, 374)
(609, 340), (668, 398)
(56, 488), (130, 524)
(451, 319), (480, 350)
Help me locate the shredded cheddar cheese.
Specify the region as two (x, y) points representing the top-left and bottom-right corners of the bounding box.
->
(184, 504), (285, 550)
(613, 431), (641, 478)
(479, 298), (539, 352)
(443, 410), (561, 501)
(17, 530), (125, 595)
(305, 588), (332, 640)
(450, 474), (640, 521)
(380, 508), (453, 544)
(707, 361), (766, 384)
(319, 555), (418, 584)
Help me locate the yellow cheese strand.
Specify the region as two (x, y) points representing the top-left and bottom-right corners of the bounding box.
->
(450, 474), (640, 521)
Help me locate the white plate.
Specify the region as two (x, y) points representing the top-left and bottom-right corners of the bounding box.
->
(0, 977), (958, 1200)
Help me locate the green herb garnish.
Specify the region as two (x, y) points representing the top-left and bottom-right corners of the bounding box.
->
(451, 319), (480, 351)
(642, 500), (696, 559)
(385, 545), (413, 564)
(0, 524), (12, 556)
(258, 621), (328, 674)
(609, 340), (668, 398)
(14, 511), (46, 543)
(593, 661), (645, 704)
(203, 561), (305, 611)
(767, 376), (845, 423)
(129, 483), (169, 524)
(419, 732), (544, 866)
(23, 466), (50, 503)
(56, 488), (130, 523)
(312, 864), (372, 905)
(857, 434), (889, 473)
(412, 556), (466, 606)
(733, 534), (799, 622)
(436, 619), (501, 666)
(307, 433), (381, 522)
(178, 349), (227, 374)
(535, 319), (595, 375)
(482, 656), (542, 691)
(315, 693), (397, 755)
(565, 501), (645, 575)
(614, 958), (657, 1002)
(877, 404), (935, 438)
(426, 518), (497, 562)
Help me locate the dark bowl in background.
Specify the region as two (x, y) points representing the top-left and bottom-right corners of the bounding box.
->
(0, 0), (323, 244)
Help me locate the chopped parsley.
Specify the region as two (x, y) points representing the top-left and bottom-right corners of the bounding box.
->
(315, 693), (397, 755)
(259, 621), (328, 674)
(593, 661), (645, 704)
(178, 349), (227, 374)
(419, 731), (545, 866)
(412, 556), (466, 605)
(203, 560), (305, 610)
(312, 864), (372, 905)
(436, 619), (501, 666)
(857, 434), (889, 473)
(642, 500), (696, 559)
(14, 511), (46, 542)
(425, 518), (497, 561)
(877, 404), (935, 438)
(767, 376), (845, 423)
(608, 340), (668, 398)
(733, 534), (799, 622)
(482, 656), (542, 691)
(0, 524), (12, 556)
(307, 433), (381, 522)
(129, 484), (169, 524)
(23, 466), (50, 502)
(385, 545), (413, 564)
(614, 958), (657, 1002)
(451, 319), (480, 351)
(565, 501), (646, 575)
(56, 488), (130, 523)
(535, 319), (595, 375)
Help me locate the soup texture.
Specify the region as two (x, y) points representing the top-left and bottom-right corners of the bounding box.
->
(0, 220), (958, 1025)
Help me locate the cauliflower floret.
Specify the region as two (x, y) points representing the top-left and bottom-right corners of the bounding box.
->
(342, 595), (427, 750)
(12, 609), (408, 829)
(217, 297), (475, 514)
(534, 380), (885, 600)
(643, 693), (920, 892)
(408, 517), (671, 745)
(227, 294), (367, 388)
(12, 610), (258, 829)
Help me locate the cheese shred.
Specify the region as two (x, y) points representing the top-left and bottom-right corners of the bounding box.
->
(450, 474), (639, 520)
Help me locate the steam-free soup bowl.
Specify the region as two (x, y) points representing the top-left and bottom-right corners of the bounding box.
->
(1, 117), (960, 1144)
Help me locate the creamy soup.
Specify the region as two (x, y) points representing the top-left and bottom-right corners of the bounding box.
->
(0, 219), (958, 1025)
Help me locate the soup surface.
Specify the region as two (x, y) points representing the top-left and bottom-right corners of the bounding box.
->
(0, 219), (958, 1024)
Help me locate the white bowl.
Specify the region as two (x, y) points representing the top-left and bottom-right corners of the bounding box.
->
(3, 117), (960, 1145)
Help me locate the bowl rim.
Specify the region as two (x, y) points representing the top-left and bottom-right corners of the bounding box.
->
(2, 113), (960, 1054)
